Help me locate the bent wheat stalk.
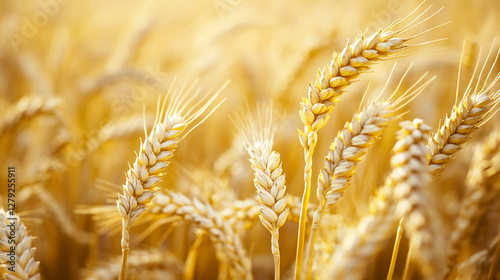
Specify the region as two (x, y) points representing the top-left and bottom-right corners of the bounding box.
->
(0, 210), (41, 280)
(116, 81), (225, 280)
(295, 4), (442, 276)
(153, 191), (252, 280)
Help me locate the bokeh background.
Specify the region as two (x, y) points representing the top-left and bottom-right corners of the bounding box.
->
(1, 0), (499, 279)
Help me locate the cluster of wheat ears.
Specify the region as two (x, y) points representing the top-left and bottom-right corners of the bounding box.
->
(1, 1), (500, 279)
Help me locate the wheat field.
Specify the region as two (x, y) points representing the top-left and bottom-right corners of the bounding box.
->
(1, 0), (500, 279)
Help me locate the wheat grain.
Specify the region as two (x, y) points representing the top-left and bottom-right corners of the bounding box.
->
(220, 198), (260, 230)
(117, 81), (224, 280)
(221, 195), (315, 228)
(0, 210), (40, 280)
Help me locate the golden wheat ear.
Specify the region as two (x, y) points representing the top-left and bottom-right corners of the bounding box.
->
(233, 103), (288, 280)
(295, 4), (444, 276)
(298, 3), (444, 143)
(303, 65), (434, 279)
(429, 43), (500, 176)
(0, 210), (41, 280)
(326, 118), (436, 279)
(116, 80), (227, 280)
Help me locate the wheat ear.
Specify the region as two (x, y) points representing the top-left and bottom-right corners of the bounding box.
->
(295, 4), (441, 276)
(303, 71), (433, 277)
(391, 119), (444, 279)
(428, 47), (500, 176)
(444, 129), (500, 278)
(327, 118), (433, 279)
(154, 191), (252, 280)
(117, 81), (225, 280)
(0, 96), (59, 135)
(159, 194), (308, 232)
(0, 210), (40, 280)
(235, 105), (288, 280)
(247, 140), (288, 280)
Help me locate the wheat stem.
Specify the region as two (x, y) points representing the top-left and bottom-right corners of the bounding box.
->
(118, 250), (128, 280)
(117, 82), (224, 279)
(304, 72), (432, 278)
(387, 217), (405, 280)
(296, 5), (440, 277)
(402, 244), (414, 280)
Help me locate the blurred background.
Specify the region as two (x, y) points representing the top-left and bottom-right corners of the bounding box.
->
(0, 0), (499, 279)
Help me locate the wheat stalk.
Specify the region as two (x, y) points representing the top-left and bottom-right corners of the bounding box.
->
(303, 70), (433, 277)
(327, 118), (434, 279)
(428, 47), (500, 175)
(233, 105), (289, 280)
(247, 139), (288, 280)
(295, 4), (442, 276)
(444, 129), (500, 278)
(0, 210), (40, 280)
(153, 191), (252, 280)
(116, 81), (225, 280)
